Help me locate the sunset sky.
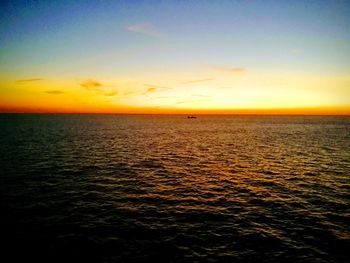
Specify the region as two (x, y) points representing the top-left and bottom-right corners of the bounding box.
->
(1, 0), (350, 114)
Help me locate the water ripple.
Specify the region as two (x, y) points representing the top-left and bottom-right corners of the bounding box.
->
(0, 114), (349, 262)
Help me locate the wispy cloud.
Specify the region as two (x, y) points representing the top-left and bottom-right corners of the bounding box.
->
(179, 78), (214, 85)
(146, 87), (157, 93)
(211, 66), (246, 73)
(143, 84), (172, 94)
(80, 79), (103, 91)
(144, 84), (171, 90)
(16, 78), (43, 83)
(45, 90), (64, 94)
(125, 23), (164, 37)
(104, 91), (118, 96)
(80, 79), (118, 96)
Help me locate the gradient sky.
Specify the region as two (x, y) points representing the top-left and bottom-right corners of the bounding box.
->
(1, 0), (350, 114)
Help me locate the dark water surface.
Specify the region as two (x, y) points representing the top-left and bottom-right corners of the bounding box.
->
(0, 114), (349, 262)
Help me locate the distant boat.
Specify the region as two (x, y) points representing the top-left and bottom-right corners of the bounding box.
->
(187, 116), (197, 119)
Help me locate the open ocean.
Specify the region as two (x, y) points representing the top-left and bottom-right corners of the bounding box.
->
(0, 114), (349, 262)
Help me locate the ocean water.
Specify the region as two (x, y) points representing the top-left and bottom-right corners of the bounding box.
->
(0, 114), (349, 262)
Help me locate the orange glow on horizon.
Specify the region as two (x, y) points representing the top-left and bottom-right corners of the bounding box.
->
(1, 104), (350, 116)
(1, 1), (350, 118)
(1, 72), (349, 116)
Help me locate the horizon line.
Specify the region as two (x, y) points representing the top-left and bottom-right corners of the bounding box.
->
(1, 111), (349, 117)
(1, 105), (350, 116)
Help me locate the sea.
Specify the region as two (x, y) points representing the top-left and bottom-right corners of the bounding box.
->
(0, 114), (349, 262)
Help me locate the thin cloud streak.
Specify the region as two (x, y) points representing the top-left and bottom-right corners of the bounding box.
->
(104, 91), (118, 96)
(125, 23), (164, 37)
(144, 84), (171, 90)
(211, 66), (246, 73)
(16, 78), (43, 83)
(143, 84), (172, 95)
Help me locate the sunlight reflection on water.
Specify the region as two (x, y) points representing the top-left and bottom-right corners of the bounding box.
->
(0, 114), (349, 262)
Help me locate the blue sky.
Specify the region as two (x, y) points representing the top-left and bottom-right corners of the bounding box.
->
(1, 0), (349, 75)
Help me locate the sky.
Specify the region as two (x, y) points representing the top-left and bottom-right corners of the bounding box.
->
(1, 0), (350, 114)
